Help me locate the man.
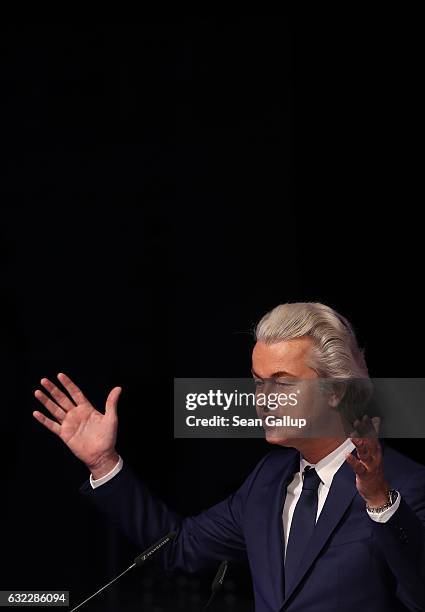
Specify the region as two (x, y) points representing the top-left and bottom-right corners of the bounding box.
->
(33, 302), (425, 611)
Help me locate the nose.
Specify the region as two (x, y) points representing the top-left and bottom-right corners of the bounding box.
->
(255, 380), (277, 414)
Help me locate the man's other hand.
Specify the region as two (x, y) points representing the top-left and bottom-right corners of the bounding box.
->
(33, 372), (121, 479)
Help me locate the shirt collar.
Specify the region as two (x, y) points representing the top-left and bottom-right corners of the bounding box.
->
(300, 438), (355, 489)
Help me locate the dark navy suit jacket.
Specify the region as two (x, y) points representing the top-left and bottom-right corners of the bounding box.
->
(80, 445), (425, 611)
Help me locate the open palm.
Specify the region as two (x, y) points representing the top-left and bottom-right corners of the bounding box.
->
(33, 372), (121, 470)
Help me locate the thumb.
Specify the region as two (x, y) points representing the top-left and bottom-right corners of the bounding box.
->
(105, 386), (122, 417)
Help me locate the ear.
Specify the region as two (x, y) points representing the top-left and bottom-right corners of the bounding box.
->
(328, 382), (346, 408)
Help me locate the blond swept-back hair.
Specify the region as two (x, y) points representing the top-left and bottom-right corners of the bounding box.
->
(255, 302), (369, 379)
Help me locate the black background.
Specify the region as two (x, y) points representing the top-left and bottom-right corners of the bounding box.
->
(1, 17), (423, 611)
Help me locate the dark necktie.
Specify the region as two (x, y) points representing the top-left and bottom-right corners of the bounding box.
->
(284, 466), (322, 595)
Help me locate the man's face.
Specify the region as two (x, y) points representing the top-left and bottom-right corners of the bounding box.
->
(252, 338), (330, 445)
(252, 338), (317, 382)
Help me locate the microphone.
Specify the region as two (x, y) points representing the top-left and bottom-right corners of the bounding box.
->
(203, 560), (229, 609)
(70, 531), (177, 611)
(133, 531), (177, 566)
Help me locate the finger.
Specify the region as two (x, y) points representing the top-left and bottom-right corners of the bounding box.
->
(371, 416), (381, 433)
(34, 389), (67, 423)
(40, 377), (75, 412)
(57, 372), (88, 405)
(105, 386), (122, 417)
(361, 414), (378, 438)
(362, 438), (382, 466)
(351, 439), (382, 470)
(345, 452), (367, 475)
(33, 410), (61, 436)
(351, 437), (373, 463)
(354, 435), (380, 457)
(351, 418), (369, 438)
(358, 448), (373, 464)
(352, 415), (377, 438)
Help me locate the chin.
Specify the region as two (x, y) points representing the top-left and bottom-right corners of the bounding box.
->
(265, 432), (292, 446)
(264, 427), (306, 447)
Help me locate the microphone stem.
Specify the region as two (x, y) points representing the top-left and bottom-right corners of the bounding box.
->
(70, 562), (136, 611)
(203, 591), (215, 609)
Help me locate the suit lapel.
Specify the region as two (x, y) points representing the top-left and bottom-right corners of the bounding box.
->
(267, 450), (300, 608)
(280, 450), (358, 608)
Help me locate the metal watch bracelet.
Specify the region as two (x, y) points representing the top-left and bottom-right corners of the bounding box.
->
(366, 489), (398, 513)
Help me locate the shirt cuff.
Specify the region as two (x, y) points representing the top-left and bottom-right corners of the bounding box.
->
(366, 491), (401, 523)
(89, 455), (123, 489)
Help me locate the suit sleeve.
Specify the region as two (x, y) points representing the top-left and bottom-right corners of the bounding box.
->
(79, 454), (270, 573)
(372, 467), (425, 612)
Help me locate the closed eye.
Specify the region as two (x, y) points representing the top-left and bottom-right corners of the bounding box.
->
(253, 378), (295, 387)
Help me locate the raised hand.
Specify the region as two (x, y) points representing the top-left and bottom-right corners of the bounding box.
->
(345, 415), (390, 508)
(33, 372), (121, 478)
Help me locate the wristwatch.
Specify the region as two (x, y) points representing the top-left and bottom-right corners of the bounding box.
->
(366, 489), (399, 513)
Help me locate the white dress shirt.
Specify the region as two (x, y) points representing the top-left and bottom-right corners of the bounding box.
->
(90, 440), (400, 548)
